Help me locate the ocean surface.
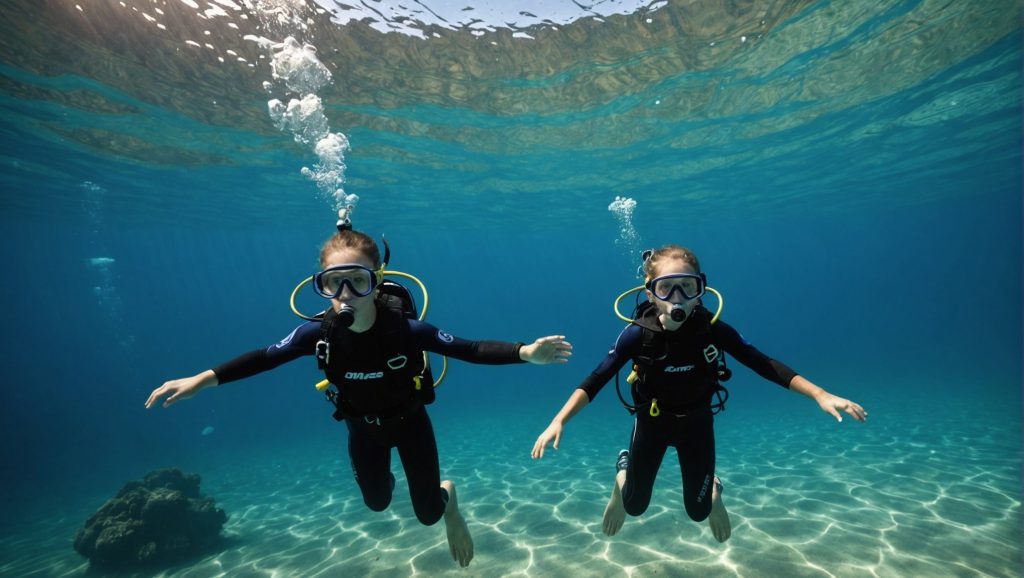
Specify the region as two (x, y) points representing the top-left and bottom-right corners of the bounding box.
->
(0, 1), (1020, 576)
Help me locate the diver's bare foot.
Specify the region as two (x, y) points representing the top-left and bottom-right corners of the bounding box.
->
(602, 469), (627, 536)
(708, 476), (732, 543)
(441, 480), (474, 567)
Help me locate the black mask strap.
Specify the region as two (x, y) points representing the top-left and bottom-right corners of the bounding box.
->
(380, 236), (391, 270)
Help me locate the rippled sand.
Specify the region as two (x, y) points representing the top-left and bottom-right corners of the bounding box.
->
(2, 397), (1019, 577)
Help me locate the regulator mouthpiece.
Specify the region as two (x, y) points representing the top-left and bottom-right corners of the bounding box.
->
(670, 304), (687, 322)
(336, 305), (356, 328)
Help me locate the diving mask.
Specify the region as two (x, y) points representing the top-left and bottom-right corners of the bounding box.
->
(647, 273), (707, 302)
(313, 264), (379, 299)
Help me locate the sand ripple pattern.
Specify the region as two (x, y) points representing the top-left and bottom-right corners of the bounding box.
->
(1, 400), (1019, 577)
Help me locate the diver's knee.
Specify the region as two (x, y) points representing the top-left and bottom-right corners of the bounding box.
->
(621, 483), (651, 517)
(408, 486), (448, 526)
(414, 508), (444, 526)
(363, 494), (391, 512)
(361, 484), (393, 512)
(413, 500), (445, 526)
(685, 502), (712, 522)
(623, 499), (649, 517)
(359, 472), (395, 512)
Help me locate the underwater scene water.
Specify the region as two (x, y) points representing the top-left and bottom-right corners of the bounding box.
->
(0, 0), (1020, 576)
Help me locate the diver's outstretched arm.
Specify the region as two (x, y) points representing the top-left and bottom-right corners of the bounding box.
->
(531, 389), (590, 459)
(145, 369), (218, 409)
(789, 375), (868, 423)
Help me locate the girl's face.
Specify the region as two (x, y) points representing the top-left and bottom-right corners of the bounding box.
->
(646, 258), (701, 331)
(322, 247), (378, 330)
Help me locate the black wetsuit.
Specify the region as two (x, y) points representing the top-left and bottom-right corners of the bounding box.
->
(578, 306), (797, 521)
(213, 301), (525, 526)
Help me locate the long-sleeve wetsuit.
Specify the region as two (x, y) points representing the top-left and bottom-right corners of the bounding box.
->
(210, 301), (525, 526)
(212, 316), (522, 385)
(578, 305), (797, 521)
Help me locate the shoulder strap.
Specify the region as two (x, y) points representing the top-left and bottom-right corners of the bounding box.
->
(631, 302), (663, 367)
(318, 308), (336, 341)
(629, 300), (662, 333)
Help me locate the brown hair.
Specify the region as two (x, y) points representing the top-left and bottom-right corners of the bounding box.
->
(319, 229), (381, 269)
(642, 244), (701, 282)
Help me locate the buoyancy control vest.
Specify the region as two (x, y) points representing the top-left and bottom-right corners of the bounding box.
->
(627, 302), (731, 416)
(316, 281), (435, 421)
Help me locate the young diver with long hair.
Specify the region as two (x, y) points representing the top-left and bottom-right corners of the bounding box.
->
(146, 228), (572, 567)
(531, 244), (866, 542)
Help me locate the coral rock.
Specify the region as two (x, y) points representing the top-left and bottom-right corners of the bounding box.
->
(73, 468), (227, 569)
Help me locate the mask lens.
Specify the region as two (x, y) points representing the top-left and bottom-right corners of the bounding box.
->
(652, 274), (704, 301)
(315, 266), (375, 298)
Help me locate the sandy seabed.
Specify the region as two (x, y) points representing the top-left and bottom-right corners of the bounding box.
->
(2, 399), (1019, 577)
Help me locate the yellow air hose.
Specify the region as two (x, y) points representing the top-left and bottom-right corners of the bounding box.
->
(613, 285), (723, 325)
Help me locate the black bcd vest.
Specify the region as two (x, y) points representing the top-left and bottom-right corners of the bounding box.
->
(316, 281), (436, 420)
(625, 301), (731, 415)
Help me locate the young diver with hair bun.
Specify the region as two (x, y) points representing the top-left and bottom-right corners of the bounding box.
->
(531, 244), (866, 542)
(146, 227), (572, 568)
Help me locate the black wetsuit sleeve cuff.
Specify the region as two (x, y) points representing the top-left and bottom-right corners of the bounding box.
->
(472, 340), (526, 364)
(577, 375), (602, 401)
(770, 359), (798, 388)
(211, 349), (272, 385)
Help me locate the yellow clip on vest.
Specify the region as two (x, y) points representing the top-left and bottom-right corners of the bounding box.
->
(649, 399), (661, 417)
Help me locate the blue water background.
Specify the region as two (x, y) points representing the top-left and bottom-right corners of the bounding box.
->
(0, 2), (1020, 574)
(2, 145), (1019, 515)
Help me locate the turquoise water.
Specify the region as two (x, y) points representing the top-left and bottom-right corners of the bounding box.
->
(0, 1), (1020, 576)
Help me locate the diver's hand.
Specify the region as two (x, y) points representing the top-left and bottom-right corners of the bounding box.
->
(145, 370), (218, 409)
(815, 391), (867, 423)
(531, 421), (564, 459)
(520, 335), (573, 365)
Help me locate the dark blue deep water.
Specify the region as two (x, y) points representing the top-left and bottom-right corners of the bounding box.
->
(0, 1), (1020, 576)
